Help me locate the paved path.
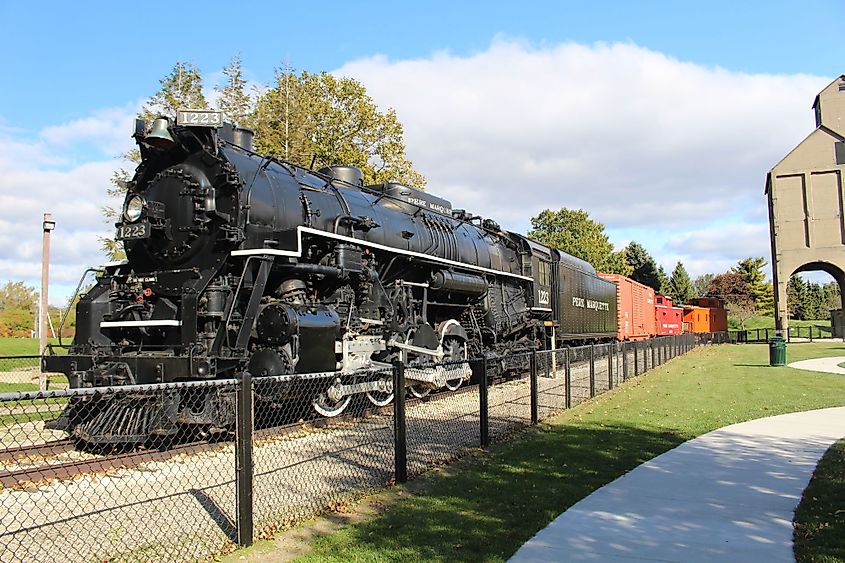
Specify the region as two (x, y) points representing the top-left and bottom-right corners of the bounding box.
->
(788, 356), (845, 375)
(510, 407), (845, 562)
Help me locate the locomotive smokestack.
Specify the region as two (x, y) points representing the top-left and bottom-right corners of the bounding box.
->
(318, 166), (364, 187)
(231, 127), (254, 152)
(218, 123), (255, 152)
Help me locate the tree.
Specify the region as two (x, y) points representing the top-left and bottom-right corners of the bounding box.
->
(657, 265), (670, 296)
(756, 282), (775, 317)
(804, 282), (826, 320)
(0, 281), (39, 337)
(708, 271), (756, 327)
(732, 257), (773, 316)
(215, 55), (252, 126)
(142, 61), (208, 119)
(666, 262), (694, 304)
(692, 273), (714, 297)
(623, 242), (662, 291)
(528, 208), (631, 275)
(823, 281), (841, 312)
(102, 61), (211, 258)
(787, 275), (808, 320)
(252, 68), (424, 187)
(0, 281), (38, 311)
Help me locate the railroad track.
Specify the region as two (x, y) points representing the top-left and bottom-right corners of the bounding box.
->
(0, 440), (75, 464)
(0, 441), (222, 489)
(0, 377), (499, 489)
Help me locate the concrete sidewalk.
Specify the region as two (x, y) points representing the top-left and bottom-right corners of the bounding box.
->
(510, 407), (845, 562)
(788, 356), (845, 375)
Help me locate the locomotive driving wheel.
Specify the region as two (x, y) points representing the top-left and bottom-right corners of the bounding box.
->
(402, 328), (435, 399)
(312, 378), (352, 417)
(365, 373), (394, 407)
(442, 335), (468, 391)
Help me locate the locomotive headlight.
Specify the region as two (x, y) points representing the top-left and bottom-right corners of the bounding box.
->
(123, 195), (145, 223)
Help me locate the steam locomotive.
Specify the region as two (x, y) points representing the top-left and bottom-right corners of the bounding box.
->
(44, 111), (617, 444)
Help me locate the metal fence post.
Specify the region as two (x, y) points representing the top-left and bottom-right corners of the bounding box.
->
(608, 344), (614, 390)
(479, 355), (489, 447)
(393, 361), (407, 483)
(589, 345), (596, 398)
(235, 370), (254, 548)
(633, 341), (639, 377)
(530, 351), (539, 424)
(622, 341), (628, 382)
(565, 349), (572, 409)
(650, 340), (656, 370)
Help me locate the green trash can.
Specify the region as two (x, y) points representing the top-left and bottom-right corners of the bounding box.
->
(769, 336), (787, 366)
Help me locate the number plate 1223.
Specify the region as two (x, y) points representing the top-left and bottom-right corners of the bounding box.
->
(117, 223), (151, 240)
(176, 110), (223, 127)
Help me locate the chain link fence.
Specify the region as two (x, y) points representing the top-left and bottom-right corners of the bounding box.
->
(0, 332), (712, 562)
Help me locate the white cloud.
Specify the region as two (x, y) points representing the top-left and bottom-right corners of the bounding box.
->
(0, 40), (831, 304)
(334, 40), (828, 278)
(0, 106), (137, 303)
(39, 103), (140, 158)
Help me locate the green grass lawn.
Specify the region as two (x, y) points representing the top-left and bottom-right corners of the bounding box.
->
(0, 337), (65, 356)
(0, 382), (38, 393)
(794, 438), (845, 563)
(735, 316), (831, 333)
(225, 342), (845, 562)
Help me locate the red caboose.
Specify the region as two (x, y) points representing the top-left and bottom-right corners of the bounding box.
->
(655, 295), (684, 335)
(684, 297), (728, 333)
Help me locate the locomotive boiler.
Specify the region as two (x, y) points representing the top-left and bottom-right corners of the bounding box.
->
(44, 111), (616, 444)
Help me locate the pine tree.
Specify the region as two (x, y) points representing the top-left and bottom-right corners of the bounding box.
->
(756, 282), (775, 317)
(805, 282), (825, 320)
(624, 242), (662, 291)
(667, 262), (694, 304)
(101, 61), (210, 258)
(143, 61), (208, 119)
(657, 265), (670, 296)
(823, 282), (842, 312)
(787, 276), (807, 320)
(733, 257), (771, 316)
(215, 55), (252, 126)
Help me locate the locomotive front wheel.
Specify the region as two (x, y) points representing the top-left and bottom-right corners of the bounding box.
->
(365, 388), (394, 407)
(408, 385), (432, 398)
(312, 393), (351, 417)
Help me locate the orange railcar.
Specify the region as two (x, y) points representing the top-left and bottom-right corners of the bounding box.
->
(655, 295), (684, 335)
(598, 273), (656, 340)
(683, 297), (728, 333)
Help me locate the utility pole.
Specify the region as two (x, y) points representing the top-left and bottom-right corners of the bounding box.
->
(39, 212), (55, 391)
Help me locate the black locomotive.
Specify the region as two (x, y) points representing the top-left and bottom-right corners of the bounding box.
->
(45, 111), (617, 444)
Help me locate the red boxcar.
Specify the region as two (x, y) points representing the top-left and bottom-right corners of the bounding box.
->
(655, 295), (684, 335)
(598, 273), (656, 340)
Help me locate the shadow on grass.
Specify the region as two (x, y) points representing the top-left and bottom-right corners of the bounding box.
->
(303, 421), (686, 562)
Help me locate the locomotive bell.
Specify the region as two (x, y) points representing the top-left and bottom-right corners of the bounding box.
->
(144, 117), (176, 149)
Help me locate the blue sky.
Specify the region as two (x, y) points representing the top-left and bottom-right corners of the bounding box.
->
(1, 1), (843, 303)
(2, 1), (841, 126)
